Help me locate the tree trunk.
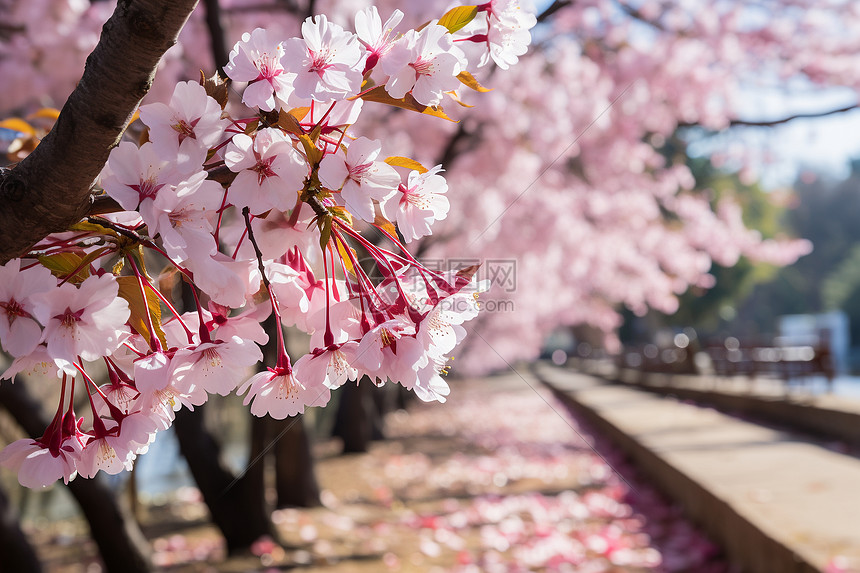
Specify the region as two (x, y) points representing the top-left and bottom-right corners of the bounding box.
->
(0, 481), (42, 573)
(0, 0), (199, 264)
(172, 406), (272, 554)
(273, 415), (320, 508)
(332, 380), (376, 453)
(0, 380), (152, 573)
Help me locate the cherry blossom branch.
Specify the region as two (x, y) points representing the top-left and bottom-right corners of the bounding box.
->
(88, 194), (124, 215)
(0, 0), (199, 265)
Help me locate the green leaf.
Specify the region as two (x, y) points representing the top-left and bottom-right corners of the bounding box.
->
(437, 5), (479, 33)
(357, 86), (457, 122)
(385, 156), (429, 174)
(318, 216), (333, 251)
(116, 275), (168, 349)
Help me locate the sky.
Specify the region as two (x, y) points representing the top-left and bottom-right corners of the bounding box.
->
(687, 85), (860, 189)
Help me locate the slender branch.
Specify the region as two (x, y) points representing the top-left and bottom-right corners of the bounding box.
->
(435, 123), (472, 169)
(0, 0), (200, 265)
(242, 207), (271, 291)
(537, 0), (572, 23)
(678, 103), (860, 129)
(727, 103), (860, 127)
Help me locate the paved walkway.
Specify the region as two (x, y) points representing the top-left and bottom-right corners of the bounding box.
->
(534, 362), (860, 573)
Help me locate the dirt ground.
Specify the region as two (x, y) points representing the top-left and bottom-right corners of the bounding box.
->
(22, 374), (730, 573)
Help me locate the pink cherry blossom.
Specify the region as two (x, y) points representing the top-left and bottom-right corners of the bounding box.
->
(77, 420), (136, 478)
(0, 439), (75, 488)
(484, 5), (535, 70)
(0, 259), (55, 357)
(149, 175), (222, 262)
(100, 141), (185, 227)
(171, 336), (263, 399)
(355, 7), (404, 73)
(239, 365), (331, 419)
(133, 350), (173, 395)
(31, 273), (131, 366)
(293, 343), (360, 391)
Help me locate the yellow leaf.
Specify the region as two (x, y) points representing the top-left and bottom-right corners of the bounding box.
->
(373, 214), (398, 238)
(318, 215), (333, 251)
(385, 156), (429, 174)
(69, 220), (118, 238)
(38, 252), (90, 283)
(445, 90), (475, 108)
(336, 241), (356, 276)
(0, 118), (36, 136)
(357, 86), (457, 122)
(116, 276), (168, 349)
(289, 107), (310, 122)
(457, 71), (492, 92)
(28, 108), (61, 121)
(329, 206), (354, 226)
(437, 5), (479, 33)
(298, 133), (323, 165)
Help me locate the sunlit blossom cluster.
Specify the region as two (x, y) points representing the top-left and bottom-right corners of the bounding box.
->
(0, 2), (536, 488)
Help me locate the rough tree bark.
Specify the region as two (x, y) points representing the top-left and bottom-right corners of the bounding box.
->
(0, 0), (199, 265)
(0, 380), (152, 573)
(171, 282), (274, 554)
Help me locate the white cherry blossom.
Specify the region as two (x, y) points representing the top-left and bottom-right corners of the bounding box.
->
(283, 15), (364, 102)
(139, 80), (228, 169)
(225, 27), (295, 111)
(381, 165), (450, 242)
(319, 137), (400, 222)
(383, 23), (466, 106)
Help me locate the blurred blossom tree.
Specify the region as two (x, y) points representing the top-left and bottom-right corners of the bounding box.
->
(4, 0), (856, 369)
